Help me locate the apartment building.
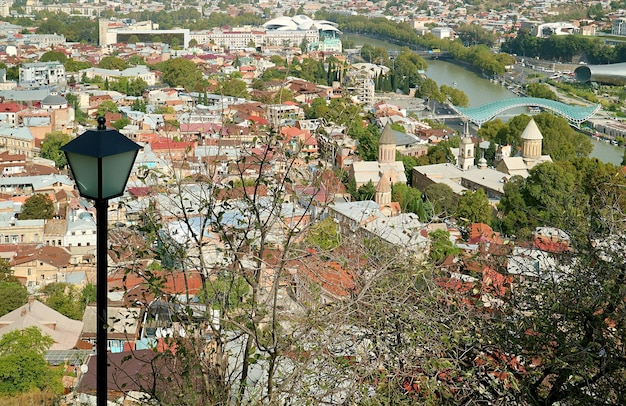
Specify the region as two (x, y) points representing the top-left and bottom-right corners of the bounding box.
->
(19, 62), (66, 87)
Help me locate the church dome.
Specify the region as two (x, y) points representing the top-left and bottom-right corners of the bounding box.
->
(520, 118), (543, 140)
(478, 156), (488, 169)
(41, 94), (68, 108)
(379, 123), (396, 145)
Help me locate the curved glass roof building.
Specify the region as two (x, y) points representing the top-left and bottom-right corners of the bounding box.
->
(574, 62), (626, 85)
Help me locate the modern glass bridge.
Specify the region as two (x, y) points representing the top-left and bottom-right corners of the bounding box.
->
(450, 97), (601, 127)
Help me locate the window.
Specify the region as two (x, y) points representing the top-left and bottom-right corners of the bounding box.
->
(71, 232), (75, 236)
(4, 236), (8, 243)
(82, 231), (86, 235)
(27, 268), (31, 276)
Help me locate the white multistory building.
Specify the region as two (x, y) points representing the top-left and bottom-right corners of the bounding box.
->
(19, 62), (66, 87)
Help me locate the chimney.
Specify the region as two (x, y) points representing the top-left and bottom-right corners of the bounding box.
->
(28, 295), (35, 311)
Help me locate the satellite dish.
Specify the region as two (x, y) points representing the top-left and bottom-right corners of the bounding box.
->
(80, 364), (88, 374)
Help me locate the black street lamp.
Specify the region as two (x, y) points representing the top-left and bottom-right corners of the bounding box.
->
(61, 117), (141, 406)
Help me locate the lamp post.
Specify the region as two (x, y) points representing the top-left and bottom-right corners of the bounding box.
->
(61, 117), (141, 406)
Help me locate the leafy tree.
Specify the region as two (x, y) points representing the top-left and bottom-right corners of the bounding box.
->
(360, 44), (388, 65)
(357, 180), (376, 201)
(198, 272), (249, 310)
(40, 283), (85, 320)
(64, 58), (92, 72)
(425, 140), (455, 164)
(217, 77), (249, 98)
(456, 188), (492, 226)
(525, 82), (557, 100)
(272, 88), (294, 104)
(39, 50), (66, 64)
(112, 117), (130, 130)
(428, 229), (461, 264)
(424, 183), (457, 219)
(131, 98), (147, 112)
(304, 217), (341, 251)
(327, 97), (363, 126)
(0, 327), (63, 395)
(96, 100), (119, 117)
(533, 113), (592, 161)
(20, 194), (54, 220)
(482, 178), (626, 405)
(478, 118), (508, 142)
(128, 55), (145, 66)
(455, 23), (497, 47)
(396, 152), (418, 183)
(40, 131), (70, 168)
(0, 258), (16, 283)
(0, 281), (27, 317)
(127, 34), (140, 44)
(419, 77), (444, 103)
(355, 124), (379, 161)
(305, 97), (328, 119)
(391, 182), (428, 220)
(98, 56), (126, 71)
(157, 57), (206, 91)
(497, 161), (590, 239)
(154, 105), (175, 114)
(81, 284), (96, 307)
(440, 84), (469, 107)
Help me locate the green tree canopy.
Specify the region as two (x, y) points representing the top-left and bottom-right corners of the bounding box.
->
(456, 188), (492, 226)
(39, 50), (67, 64)
(112, 117), (130, 130)
(98, 55), (127, 71)
(217, 77), (249, 98)
(131, 98), (147, 112)
(64, 58), (92, 72)
(96, 100), (119, 117)
(20, 194), (54, 220)
(40, 131), (70, 168)
(305, 217), (341, 251)
(440, 84), (469, 107)
(424, 183), (457, 219)
(391, 183), (428, 220)
(305, 97), (328, 119)
(198, 273), (249, 310)
(0, 281), (27, 317)
(0, 258), (16, 284)
(40, 283), (87, 320)
(355, 124), (379, 161)
(496, 160), (594, 238)
(356, 180), (376, 201)
(157, 57), (207, 91)
(525, 82), (557, 100)
(0, 327), (62, 395)
(428, 229), (461, 264)
(455, 24), (497, 47)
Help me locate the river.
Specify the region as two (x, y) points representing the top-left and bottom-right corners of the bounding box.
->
(342, 34), (624, 165)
